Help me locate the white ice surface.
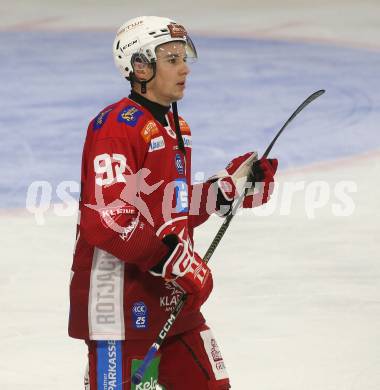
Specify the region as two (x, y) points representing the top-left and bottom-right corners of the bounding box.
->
(1, 1), (380, 389)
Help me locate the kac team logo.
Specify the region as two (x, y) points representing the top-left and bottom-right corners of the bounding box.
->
(175, 153), (184, 175)
(118, 105), (143, 126)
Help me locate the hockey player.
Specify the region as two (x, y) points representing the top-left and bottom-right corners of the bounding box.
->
(68, 16), (278, 389)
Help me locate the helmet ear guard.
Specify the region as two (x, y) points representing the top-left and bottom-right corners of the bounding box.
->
(130, 53), (157, 93)
(130, 52), (151, 78)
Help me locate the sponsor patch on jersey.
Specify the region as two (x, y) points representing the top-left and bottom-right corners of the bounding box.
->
(99, 205), (136, 229)
(174, 178), (188, 212)
(179, 118), (191, 134)
(96, 340), (123, 390)
(93, 108), (112, 131)
(130, 356), (160, 390)
(182, 134), (192, 148)
(148, 136), (165, 152)
(132, 301), (148, 329)
(175, 153), (185, 175)
(119, 216), (140, 242)
(117, 105), (143, 127)
(200, 330), (229, 381)
(141, 120), (159, 143)
(160, 282), (183, 312)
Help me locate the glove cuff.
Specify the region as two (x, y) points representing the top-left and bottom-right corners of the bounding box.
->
(217, 177), (236, 202)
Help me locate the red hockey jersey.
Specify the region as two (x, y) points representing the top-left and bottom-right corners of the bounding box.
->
(68, 97), (216, 340)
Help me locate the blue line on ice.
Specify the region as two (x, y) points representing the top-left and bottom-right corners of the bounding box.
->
(1, 32), (379, 207)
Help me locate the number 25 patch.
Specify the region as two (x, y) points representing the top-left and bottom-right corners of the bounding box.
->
(132, 302), (148, 330)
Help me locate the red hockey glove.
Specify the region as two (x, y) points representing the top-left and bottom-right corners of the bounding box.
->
(209, 153), (278, 213)
(183, 252), (213, 311)
(209, 151), (258, 202)
(150, 234), (212, 300)
(243, 158), (278, 207)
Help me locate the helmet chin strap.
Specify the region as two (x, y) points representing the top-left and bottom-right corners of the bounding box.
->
(131, 63), (157, 94)
(171, 101), (186, 155)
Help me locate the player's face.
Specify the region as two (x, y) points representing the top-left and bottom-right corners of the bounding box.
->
(148, 42), (190, 105)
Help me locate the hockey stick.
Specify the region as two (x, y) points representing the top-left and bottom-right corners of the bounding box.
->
(203, 89), (325, 260)
(132, 89), (325, 384)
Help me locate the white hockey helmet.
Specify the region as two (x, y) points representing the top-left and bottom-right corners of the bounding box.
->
(113, 16), (197, 81)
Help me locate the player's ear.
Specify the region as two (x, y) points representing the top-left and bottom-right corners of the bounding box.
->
(133, 61), (152, 81)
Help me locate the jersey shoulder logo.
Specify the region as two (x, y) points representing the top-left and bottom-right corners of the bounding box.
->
(92, 108), (113, 131)
(179, 118), (191, 134)
(141, 120), (159, 143)
(117, 105), (144, 127)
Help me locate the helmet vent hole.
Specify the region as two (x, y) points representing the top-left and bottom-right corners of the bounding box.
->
(149, 31), (155, 35)
(160, 29), (168, 32)
(116, 40), (120, 50)
(125, 67), (129, 72)
(118, 55), (122, 59)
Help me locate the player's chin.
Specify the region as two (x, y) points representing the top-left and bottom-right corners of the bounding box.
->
(173, 91), (185, 101)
